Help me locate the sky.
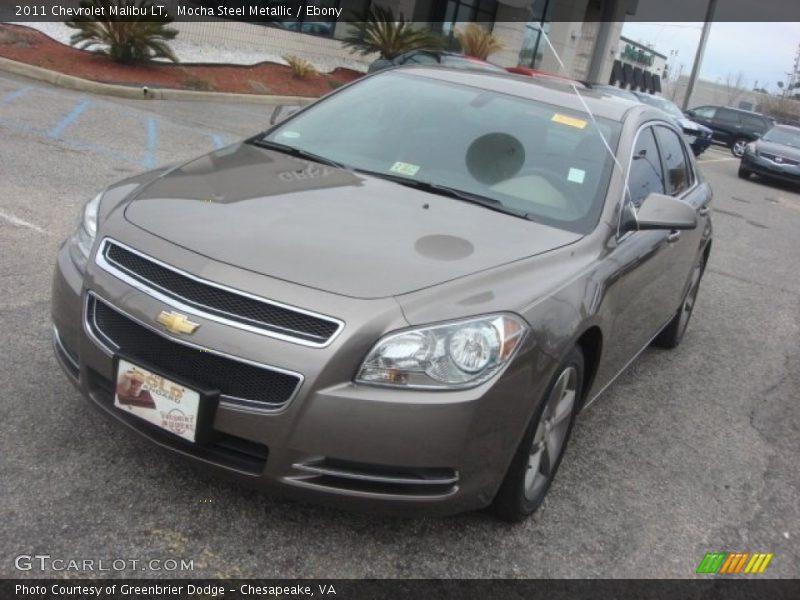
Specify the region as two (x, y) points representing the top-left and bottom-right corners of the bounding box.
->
(620, 22), (800, 95)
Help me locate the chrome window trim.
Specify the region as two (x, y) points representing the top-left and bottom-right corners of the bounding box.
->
(616, 120), (700, 242)
(83, 291), (305, 414)
(94, 237), (344, 348)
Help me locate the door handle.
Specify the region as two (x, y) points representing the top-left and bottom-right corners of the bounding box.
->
(667, 230), (681, 243)
(698, 206), (709, 216)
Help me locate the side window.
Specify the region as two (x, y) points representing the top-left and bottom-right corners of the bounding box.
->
(654, 126), (692, 196)
(626, 127), (665, 209)
(692, 106), (716, 119)
(715, 108), (741, 126)
(742, 114), (768, 132)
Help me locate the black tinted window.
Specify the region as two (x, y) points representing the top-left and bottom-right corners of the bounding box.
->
(627, 127), (664, 208)
(655, 126), (691, 196)
(715, 109), (741, 125)
(741, 114), (768, 131)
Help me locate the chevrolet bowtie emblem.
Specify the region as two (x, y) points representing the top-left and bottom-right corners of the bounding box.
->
(156, 311), (199, 335)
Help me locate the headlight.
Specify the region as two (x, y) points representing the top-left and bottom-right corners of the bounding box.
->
(356, 314), (528, 389)
(69, 192), (102, 269)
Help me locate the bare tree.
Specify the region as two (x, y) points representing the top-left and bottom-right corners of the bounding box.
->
(666, 63), (685, 102)
(722, 71), (747, 106)
(758, 94), (800, 126)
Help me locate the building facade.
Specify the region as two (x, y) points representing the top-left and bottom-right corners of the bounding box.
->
(178, 0), (640, 80)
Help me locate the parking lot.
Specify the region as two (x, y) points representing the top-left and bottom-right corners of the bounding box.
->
(1, 71), (798, 578)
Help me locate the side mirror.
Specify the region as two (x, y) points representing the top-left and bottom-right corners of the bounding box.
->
(270, 104), (302, 126)
(636, 193), (698, 231)
(685, 110), (695, 118)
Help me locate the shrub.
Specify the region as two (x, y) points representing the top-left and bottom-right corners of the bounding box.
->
(66, 0), (178, 64)
(283, 55), (319, 79)
(342, 4), (442, 60)
(454, 23), (504, 60)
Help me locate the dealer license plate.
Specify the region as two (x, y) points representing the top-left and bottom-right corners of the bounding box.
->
(114, 358), (201, 442)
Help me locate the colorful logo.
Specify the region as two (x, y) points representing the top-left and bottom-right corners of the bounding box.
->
(696, 552), (773, 574)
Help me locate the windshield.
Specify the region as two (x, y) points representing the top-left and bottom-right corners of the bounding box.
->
(636, 93), (684, 119)
(264, 72), (621, 234)
(762, 126), (800, 148)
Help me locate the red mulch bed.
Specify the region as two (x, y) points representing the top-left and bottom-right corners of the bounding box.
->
(0, 23), (361, 96)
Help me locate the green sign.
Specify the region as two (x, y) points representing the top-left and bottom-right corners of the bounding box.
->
(621, 44), (654, 67)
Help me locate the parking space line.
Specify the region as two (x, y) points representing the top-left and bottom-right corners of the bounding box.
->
(0, 209), (46, 234)
(211, 134), (225, 149)
(698, 157), (738, 163)
(0, 85), (33, 105)
(143, 116), (159, 168)
(48, 100), (91, 139)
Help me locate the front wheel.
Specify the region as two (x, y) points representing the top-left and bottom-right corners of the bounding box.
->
(731, 137), (749, 157)
(738, 164), (751, 179)
(492, 347), (584, 521)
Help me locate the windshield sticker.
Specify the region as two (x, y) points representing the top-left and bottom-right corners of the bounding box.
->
(389, 162), (421, 176)
(567, 168), (586, 184)
(551, 113), (588, 129)
(280, 131), (301, 139)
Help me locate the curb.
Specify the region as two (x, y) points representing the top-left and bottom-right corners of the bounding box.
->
(0, 56), (316, 105)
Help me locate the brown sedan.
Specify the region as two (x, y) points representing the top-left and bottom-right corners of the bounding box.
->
(51, 68), (712, 520)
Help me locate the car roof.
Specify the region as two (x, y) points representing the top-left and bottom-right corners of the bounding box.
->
(697, 104), (771, 118)
(394, 66), (641, 122)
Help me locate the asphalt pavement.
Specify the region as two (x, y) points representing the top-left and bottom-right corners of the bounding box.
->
(1, 72), (798, 578)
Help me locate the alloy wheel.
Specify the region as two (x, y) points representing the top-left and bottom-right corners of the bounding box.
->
(524, 366), (577, 500)
(677, 259), (703, 337)
(732, 139), (747, 157)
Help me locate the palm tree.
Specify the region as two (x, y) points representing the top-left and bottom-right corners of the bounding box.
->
(342, 4), (442, 60)
(66, 0), (178, 64)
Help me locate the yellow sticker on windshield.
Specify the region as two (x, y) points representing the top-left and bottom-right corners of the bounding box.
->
(390, 162), (421, 176)
(551, 113), (588, 129)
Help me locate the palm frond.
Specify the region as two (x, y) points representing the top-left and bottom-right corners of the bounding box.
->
(341, 5), (442, 60)
(65, 0), (178, 64)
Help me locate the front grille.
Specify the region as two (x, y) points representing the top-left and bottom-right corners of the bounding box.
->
(87, 368), (269, 474)
(100, 241), (341, 346)
(760, 152), (799, 166)
(87, 295), (301, 409)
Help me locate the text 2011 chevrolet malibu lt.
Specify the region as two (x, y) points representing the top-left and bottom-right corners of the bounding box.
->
(52, 68), (712, 520)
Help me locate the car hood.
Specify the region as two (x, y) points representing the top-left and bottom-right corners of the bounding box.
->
(677, 117), (712, 135)
(756, 139), (800, 161)
(123, 143), (582, 299)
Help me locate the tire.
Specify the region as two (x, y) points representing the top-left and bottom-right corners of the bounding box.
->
(738, 164), (751, 179)
(492, 347), (584, 522)
(731, 137), (749, 157)
(653, 253), (706, 349)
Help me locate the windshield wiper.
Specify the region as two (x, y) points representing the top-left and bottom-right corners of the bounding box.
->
(353, 169), (531, 220)
(250, 138), (347, 169)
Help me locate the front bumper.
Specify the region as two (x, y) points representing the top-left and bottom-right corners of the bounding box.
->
(741, 152), (800, 185)
(51, 238), (550, 516)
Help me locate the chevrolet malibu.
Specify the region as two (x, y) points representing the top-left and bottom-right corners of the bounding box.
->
(52, 67), (712, 521)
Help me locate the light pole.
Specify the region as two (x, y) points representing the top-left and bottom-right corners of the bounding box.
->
(681, 0), (719, 111)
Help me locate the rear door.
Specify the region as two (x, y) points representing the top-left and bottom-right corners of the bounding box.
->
(712, 108), (743, 144)
(603, 125), (686, 371)
(652, 124), (708, 301)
